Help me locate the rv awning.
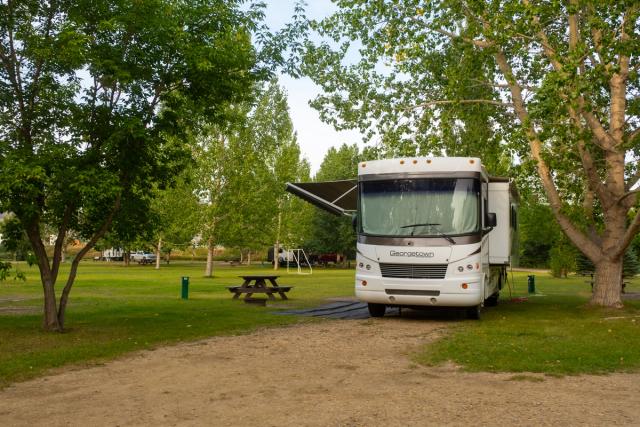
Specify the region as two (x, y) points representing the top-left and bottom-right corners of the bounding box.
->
(286, 179), (357, 216)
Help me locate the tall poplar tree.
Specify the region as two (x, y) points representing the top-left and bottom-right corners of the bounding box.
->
(303, 0), (640, 307)
(251, 81), (309, 269)
(306, 144), (360, 263)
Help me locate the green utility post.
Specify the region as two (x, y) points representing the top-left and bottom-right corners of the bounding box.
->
(527, 275), (536, 294)
(181, 276), (189, 300)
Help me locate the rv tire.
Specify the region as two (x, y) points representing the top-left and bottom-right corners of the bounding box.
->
(368, 303), (386, 317)
(466, 305), (481, 320)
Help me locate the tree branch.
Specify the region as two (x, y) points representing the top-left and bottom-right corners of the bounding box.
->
(576, 139), (610, 206)
(431, 27), (494, 48)
(406, 99), (514, 111)
(615, 209), (640, 259)
(625, 169), (640, 191)
(609, 5), (634, 146)
(27, 0), (57, 113)
(521, 0), (616, 151)
(0, 8), (25, 116)
(7, 1), (24, 102)
(616, 189), (640, 208)
(51, 203), (74, 285)
(57, 193), (122, 329)
(494, 48), (602, 261)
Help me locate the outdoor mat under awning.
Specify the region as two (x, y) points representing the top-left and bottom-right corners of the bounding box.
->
(286, 179), (357, 216)
(276, 300), (399, 319)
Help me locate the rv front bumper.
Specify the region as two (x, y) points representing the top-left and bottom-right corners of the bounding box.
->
(355, 274), (483, 307)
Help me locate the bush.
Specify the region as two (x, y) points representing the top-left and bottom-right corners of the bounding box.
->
(574, 248), (640, 279)
(550, 243), (577, 278)
(623, 248), (640, 278)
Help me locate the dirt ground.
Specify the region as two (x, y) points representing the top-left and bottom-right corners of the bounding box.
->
(1, 316), (639, 426)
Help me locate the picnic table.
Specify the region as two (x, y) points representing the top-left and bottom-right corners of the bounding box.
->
(227, 275), (293, 301)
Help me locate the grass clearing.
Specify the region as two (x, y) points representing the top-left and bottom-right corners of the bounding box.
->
(415, 271), (640, 375)
(2, 263), (640, 387)
(0, 261), (354, 387)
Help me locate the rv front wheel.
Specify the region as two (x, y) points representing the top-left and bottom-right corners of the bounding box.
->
(368, 303), (386, 317)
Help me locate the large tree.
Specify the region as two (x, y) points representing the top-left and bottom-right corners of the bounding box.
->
(302, 0), (640, 307)
(250, 81), (310, 269)
(0, 0), (265, 330)
(305, 144), (361, 263)
(150, 169), (200, 269)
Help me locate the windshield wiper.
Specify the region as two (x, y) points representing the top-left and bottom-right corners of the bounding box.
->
(400, 223), (455, 244)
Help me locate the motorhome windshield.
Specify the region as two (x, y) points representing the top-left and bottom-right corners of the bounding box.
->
(360, 178), (480, 237)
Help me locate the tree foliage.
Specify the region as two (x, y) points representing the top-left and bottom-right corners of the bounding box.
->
(251, 81), (310, 253)
(193, 81), (310, 274)
(149, 169), (200, 267)
(305, 144), (361, 260)
(0, 0), (275, 330)
(192, 101), (260, 277)
(302, 0), (640, 307)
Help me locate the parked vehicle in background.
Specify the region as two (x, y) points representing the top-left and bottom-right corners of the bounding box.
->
(130, 251), (156, 265)
(100, 248), (123, 262)
(318, 253), (339, 266)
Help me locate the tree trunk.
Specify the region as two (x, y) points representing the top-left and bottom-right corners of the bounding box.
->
(273, 241), (280, 271)
(124, 250), (130, 266)
(205, 239), (214, 277)
(591, 258), (624, 308)
(247, 250), (251, 266)
(42, 279), (61, 331)
(155, 237), (162, 270)
(274, 207), (282, 271)
(25, 223), (62, 331)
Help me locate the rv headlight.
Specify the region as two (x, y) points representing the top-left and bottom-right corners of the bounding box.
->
(366, 264), (371, 270)
(457, 266), (464, 272)
(466, 264), (473, 270)
(359, 262), (364, 268)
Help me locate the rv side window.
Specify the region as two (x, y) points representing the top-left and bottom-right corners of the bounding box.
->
(482, 182), (488, 228)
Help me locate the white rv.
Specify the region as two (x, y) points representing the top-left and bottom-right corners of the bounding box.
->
(287, 157), (517, 319)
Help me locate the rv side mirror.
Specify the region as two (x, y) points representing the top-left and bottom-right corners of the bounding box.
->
(486, 212), (497, 228)
(352, 214), (358, 233)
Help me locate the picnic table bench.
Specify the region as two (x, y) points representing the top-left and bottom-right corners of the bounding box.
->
(583, 272), (627, 293)
(226, 275), (293, 301)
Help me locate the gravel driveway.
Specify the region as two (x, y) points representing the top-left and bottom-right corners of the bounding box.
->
(1, 317), (639, 426)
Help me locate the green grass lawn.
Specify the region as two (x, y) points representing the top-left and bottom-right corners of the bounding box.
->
(415, 271), (640, 375)
(1, 262), (640, 387)
(0, 261), (355, 388)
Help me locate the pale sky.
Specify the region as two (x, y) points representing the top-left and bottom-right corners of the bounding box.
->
(263, 1), (364, 174)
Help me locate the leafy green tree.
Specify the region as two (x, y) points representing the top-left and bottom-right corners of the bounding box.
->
(150, 171), (200, 269)
(303, 1), (640, 307)
(305, 144), (361, 264)
(577, 249), (640, 279)
(0, 215), (33, 262)
(193, 103), (261, 277)
(550, 241), (578, 278)
(102, 188), (157, 266)
(248, 81), (310, 269)
(519, 201), (563, 268)
(0, 0), (266, 331)
(623, 248), (640, 279)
